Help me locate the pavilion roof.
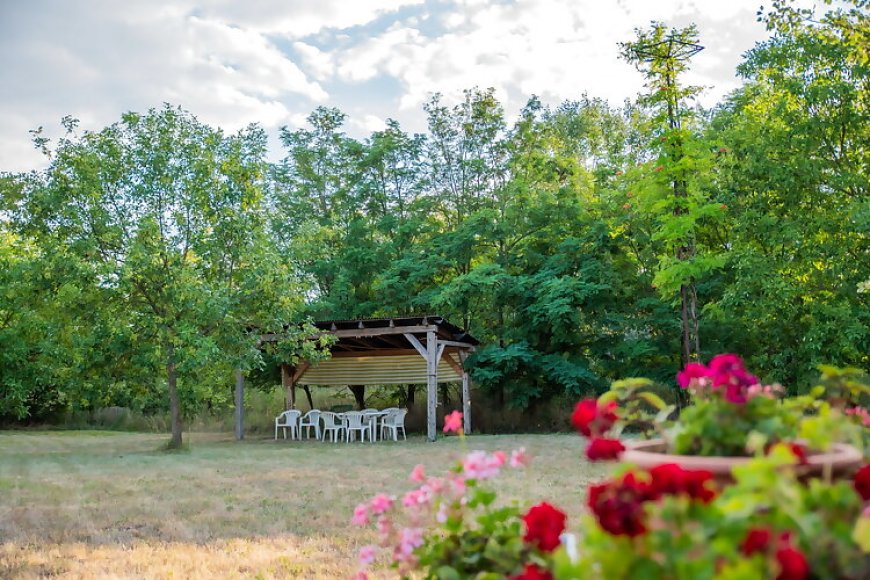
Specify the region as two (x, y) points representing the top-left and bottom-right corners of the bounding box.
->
(310, 315), (479, 353)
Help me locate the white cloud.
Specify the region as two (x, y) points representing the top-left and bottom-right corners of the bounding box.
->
(353, 114), (388, 133)
(325, 0), (774, 120)
(194, 0), (425, 37)
(0, 0), (800, 172)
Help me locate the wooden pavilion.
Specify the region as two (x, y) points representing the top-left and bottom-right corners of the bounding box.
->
(251, 316), (478, 442)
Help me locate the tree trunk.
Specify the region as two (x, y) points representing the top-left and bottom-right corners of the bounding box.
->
(166, 341), (183, 449)
(348, 385), (366, 409)
(406, 384), (416, 408)
(302, 385), (314, 410)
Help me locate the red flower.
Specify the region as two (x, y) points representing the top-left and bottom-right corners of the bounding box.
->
(854, 464), (870, 501)
(740, 527), (772, 556)
(771, 442), (808, 465)
(587, 472), (650, 537)
(585, 437), (625, 461)
(571, 399), (618, 437)
(654, 165), (664, 171)
(677, 362), (709, 389)
(741, 529), (809, 579)
(648, 463), (716, 503)
(510, 563), (553, 580)
(682, 469), (717, 503)
(648, 463), (686, 497)
(522, 502), (567, 552)
(708, 353), (759, 404)
(775, 544), (809, 580)
(622, 203), (631, 209)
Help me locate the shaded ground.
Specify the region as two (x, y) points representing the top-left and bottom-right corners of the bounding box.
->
(0, 430), (608, 578)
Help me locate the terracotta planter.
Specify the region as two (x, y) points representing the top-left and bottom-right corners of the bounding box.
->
(621, 438), (864, 484)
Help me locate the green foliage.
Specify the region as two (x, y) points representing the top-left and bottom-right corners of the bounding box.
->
(1, 0), (868, 423)
(671, 395), (802, 456)
(416, 479), (526, 579)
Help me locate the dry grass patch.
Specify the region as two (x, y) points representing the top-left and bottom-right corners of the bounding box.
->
(0, 430), (609, 578)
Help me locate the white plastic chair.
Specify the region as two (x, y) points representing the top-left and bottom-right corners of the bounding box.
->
(299, 410), (322, 440)
(321, 411), (344, 443)
(380, 409), (408, 441)
(343, 411), (369, 443)
(275, 409), (302, 440)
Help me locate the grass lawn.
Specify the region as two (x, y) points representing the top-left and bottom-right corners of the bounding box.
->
(0, 430), (609, 578)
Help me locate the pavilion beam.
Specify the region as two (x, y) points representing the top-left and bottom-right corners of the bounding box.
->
(436, 340), (477, 350)
(332, 325), (436, 339)
(459, 351), (472, 434)
(332, 348), (419, 358)
(291, 362), (310, 384)
(440, 351), (464, 376)
(404, 333), (428, 359)
(234, 368), (244, 440)
(426, 330), (438, 442)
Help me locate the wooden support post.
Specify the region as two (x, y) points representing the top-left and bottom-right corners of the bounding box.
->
(459, 351), (472, 434)
(290, 379), (297, 409)
(281, 364), (292, 410)
(426, 330), (438, 442)
(234, 368), (244, 441)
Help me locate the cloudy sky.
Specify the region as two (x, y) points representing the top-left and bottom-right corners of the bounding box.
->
(0, 0), (808, 172)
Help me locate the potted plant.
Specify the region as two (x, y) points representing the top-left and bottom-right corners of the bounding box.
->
(574, 355), (865, 482)
(351, 360), (870, 579)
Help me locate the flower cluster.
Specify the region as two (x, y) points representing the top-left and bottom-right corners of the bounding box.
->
(677, 353), (767, 404)
(586, 463), (716, 537)
(571, 398), (625, 462)
(351, 413), (535, 578)
(740, 528), (809, 580)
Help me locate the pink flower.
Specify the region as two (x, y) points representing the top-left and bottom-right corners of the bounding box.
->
(395, 527), (424, 559)
(352, 503), (369, 526)
(376, 515), (392, 538)
(708, 354), (759, 399)
(677, 362), (709, 389)
(402, 488), (431, 509)
(423, 476), (445, 495)
(846, 406), (870, 427)
(510, 447), (530, 468)
(358, 545), (377, 567)
(369, 493), (393, 515)
(351, 572), (368, 580)
(443, 410), (463, 433)
(409, 464), (426, 482)
(492, 451), (507, 467)
(462, 450), (502, 480)
(448, 474), (467, 495)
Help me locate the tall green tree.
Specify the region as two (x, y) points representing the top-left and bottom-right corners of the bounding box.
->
(13, 106), (304, 446)
(620, 23), (726, 369)
(706, 0), (869, 386)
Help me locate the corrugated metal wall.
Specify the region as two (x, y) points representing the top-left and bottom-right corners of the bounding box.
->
(297, 354), (462, 385)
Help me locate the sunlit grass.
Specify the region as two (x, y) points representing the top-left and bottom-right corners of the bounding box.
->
(0, 430), (608, 578)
